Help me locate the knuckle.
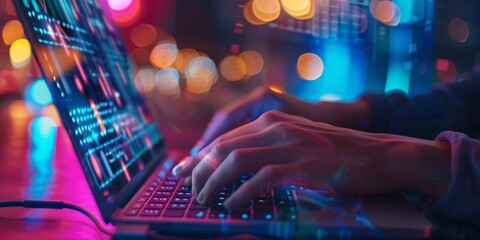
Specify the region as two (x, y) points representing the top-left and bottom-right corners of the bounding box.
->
(260, 110), (281, 123)
(228, 150), (245, 167)
(212, 143), (229, 158)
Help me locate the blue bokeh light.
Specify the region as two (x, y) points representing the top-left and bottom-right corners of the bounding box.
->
(30, 80), (52, 106)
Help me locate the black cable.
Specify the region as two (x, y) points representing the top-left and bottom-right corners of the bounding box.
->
(0, 200), (115, 235)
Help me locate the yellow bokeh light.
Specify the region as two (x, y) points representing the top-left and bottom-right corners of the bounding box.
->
(2, 20), (24, 46)
(220, 55), (247, 81)
(297, 53), (324, 81)
(239, 50), (264, 76)
(252, 0), (281, 23)
(186, 56), (218, 94)
(8, 100), (30, 119)
(149, 41), (178, 69)
(155, 68), (180, 96)
(280, 0), (312, 19)
(131, 23), (157, 48)
(244, 0), (268, 25)
(10, 38), (32, 69)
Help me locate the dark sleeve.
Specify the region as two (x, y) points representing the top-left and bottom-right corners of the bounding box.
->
(361, 72), (480, 140)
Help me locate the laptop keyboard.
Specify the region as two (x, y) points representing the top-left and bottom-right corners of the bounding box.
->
(124, 173), (298, 221)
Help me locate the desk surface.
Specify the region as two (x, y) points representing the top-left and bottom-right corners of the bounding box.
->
(0, 102), (113, 240)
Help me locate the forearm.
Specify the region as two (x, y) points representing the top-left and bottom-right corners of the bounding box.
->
(270, 90), (372, 130)
(380, 135), (452, 198)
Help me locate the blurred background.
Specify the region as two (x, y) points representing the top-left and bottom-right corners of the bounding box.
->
(0, 0), (479, 149)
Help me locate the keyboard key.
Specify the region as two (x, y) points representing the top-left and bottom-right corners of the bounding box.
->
(140, 209), (161, 217)
(190, 203), (209, 210)
(144, 203), (165, 210)
(209, 210), (229, 219)
(162, 210), (184, 218)
(174, 192), (192, 198)
(277, 209), (297, 221)
(144, 186), (156, 191)
(171, 197), (190, 204)
(167, 175), (179, 181)
(167, 203), (187, 210)
(136, 197), (148, 203)
(232, 208), (251, 220)
(178, 186), (191, 192)
(253, 206), (274, 220)
(159, 186), (175, 192)
(130, 203), (143, 209)
(186, 210), (206, 218)
(164, 181), (178, 186)
(149, 197), (169, 203)
(141, 191), (152, 197)
(254, 198), (273, 205)
(124, 208), (139, 216)
(155, 191), (172, 197)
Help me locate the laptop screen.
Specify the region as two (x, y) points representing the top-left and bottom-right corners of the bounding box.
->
(15, 0), (164, 219)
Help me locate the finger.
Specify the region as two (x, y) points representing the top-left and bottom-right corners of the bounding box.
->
(191, 87), (270, 153)
(197, 147), (292, 204)
(192, 132), (275, 200)
(180, 176), (192, 186)
(224, 164), (293, 209)
(174, 120), (261, 177)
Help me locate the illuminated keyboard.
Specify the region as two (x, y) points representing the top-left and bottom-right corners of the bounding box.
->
(124, 173), (298, 221)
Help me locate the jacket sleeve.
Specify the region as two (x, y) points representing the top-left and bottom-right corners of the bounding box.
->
(361, 72), (480, 140)
(424, 131), (480, 224)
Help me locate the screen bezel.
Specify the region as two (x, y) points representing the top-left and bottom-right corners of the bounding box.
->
(14, 0), (167, 222)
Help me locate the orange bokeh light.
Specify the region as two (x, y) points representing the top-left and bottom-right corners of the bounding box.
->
(219, 55), (247, 81)
(2, 20), (25, 46)
(252, 0), (281, 23)
(239, 50), (264, 76)
(131, 23), (157, 47)
(297, 53), (324, 81)
(244, 0), (268, 25)
(186, 56), (218, 94)
(149, 41), (178, 69)
(280, 0), (314, 20)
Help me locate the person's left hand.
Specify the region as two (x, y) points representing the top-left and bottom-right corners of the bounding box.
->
(173, 110), (396, 209)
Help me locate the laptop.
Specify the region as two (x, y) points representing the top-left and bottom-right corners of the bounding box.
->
(15, 0), (431, 238)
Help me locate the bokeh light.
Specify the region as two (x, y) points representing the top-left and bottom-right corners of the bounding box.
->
(134, 67), (157, 94)
(219, 55), (247, 81)
(8, 100), (31, 119)
(109, 0), (141, 26)
(131, 23), (157, 47)
(280, 0), (314, 20)
(155, 68), (180, 96)
(177, 48), (200, 73)
(239, 50), (264, 76)
(370, 0), (401, 26)
(252, 0), (281, 23)
(107, 0), (134, 11)
(2, 20), (25, 46)
(436, 59), (457, 83)
(297, 53), (324, 80)
(319, 93), (341, 102)
(186, 56), (218, 94)
(30, 80), (52, 106)
(41, 104), (62, 127)
(266, 84), (286, 94)
(448, 18), (469, 43)
(150, 41), (178, 69)
(244, 0), (268, 25)
(9, 38), (32, 69)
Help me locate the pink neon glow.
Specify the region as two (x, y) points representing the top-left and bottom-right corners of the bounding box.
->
(74, 75), (84, 94)
(109, 0), (141, 26)
(89, 99), (106, 132)
(90, 154), (103, 180)
(107, 0), (134, 11)
(73, 53), (88, 85)
(120, 160), (132, 182)
(55, 24), (70, 56)
(98, 66), (114, 97)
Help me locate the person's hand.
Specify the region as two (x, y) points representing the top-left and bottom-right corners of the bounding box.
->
(188, 87), (285, 155)
(174, 111), (404, 209)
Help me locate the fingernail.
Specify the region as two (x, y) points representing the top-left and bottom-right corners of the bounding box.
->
(172, 163), (184, 176)
(224, 198), (237, 209)
(197, 191), (205, 203)
(190, 146), (201, 156)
